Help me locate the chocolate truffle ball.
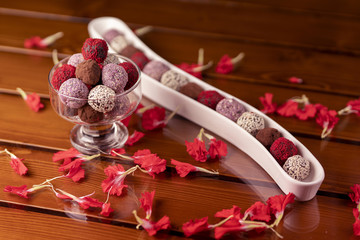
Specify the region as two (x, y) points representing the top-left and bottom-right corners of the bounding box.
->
(75, 59), (101, 85)
(197, 90), (225, 110)
(81, 38), (108, 63)
(236, 112), (265, 136)
(256, 128), (282, 149)
(106, 95), (130, 118)
(103, 29), (128, 53)
(51, 64), (76, 90)
(270, 137), (299, 166)
(68, 53), (84, 67)
(103, 53), (120, 65)
(131, 51), (149, 70)
(58, 78), (89, 108)
(160, 70), (189, 91)
(143, 60), (170, 81)
(283, 155), (311, 181)
(78, 104), (104, 123)
(119, 62), (139, 90)
(102, 63), (128, 93)
(179, 82), (204, 99)
(216, 98), (246, 122)
(120, 45), (140, 58)
(88, 85), (116, 113)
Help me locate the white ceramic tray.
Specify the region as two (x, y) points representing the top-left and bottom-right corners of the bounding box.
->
(88, 17), (325, 201)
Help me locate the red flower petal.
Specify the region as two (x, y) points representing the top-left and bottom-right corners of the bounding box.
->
(24, 36), (45, 49)
(208, 138), (228, 159)
(142, 216), (171, 236)
(288, 76), (303, 84)
(140, 190), (155, 218)
(104, 164), (125, 178)
(214, 218), (242, 239)
(141, 106), (166, 131)
(353, 218), (360, 236)
(316, 108), (339, 129)
(244, 201), (271, 222)
(25, 93), (44, 112)
(347, 98), (360, 116)
(185, 138), (209, 162)
(133, 149), (152, 157)
(349, 184), (360, 205)
(215, 55), (234, 74)
(10, 157), (28, 176)
(266, 193), (295, 218)
(56, 193), (73, 200)
(78, 196), (103, 210)
(137, 155), (167, 178)
(101, 176), (128, 196)
(4, 185), (29, 198)
(171, 159), (196, 177)
(121, 115), (132, 127)
(259, 93), (277, 114)
(100, 203), (114, 217)
(125, 130), (145, 146)
(182, 216), (209, 237)
(59, 158), (85, 182)
(215, 205), (243, 220)
(53, 148), (81, 162)
(276, 100), (298, 117)
(295, 103), (317, 120)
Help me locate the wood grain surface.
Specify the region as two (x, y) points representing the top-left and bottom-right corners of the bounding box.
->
(0, 1), (359, 239)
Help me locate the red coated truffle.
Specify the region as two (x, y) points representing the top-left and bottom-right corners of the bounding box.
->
(270, 137), (298, 166)
(119, 62), (139, 90)
(81, 38), (108, 63)
(51, 64), (76, 90)
(197, 90), (224, 109)
(130, 51), (149, 70)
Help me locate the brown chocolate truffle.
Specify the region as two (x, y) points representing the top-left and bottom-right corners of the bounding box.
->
(75, 59), (101, 85)
(256, 127), (282, 149)
(179, 82), (204, 99)
(78, 104), (104, 123)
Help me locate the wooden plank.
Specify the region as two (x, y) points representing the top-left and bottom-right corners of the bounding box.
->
(3, 1), (360, 53)
(0, 144), (356, 239)
(0, 206), (185, 240)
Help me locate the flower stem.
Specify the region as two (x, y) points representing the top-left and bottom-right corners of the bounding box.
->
(192, 61), (213, 72)
(3, 148), (18, 159)
(41, 32), (64, 46)
(52, 49), (60, 66)
(111, 150), (134, 160)
(195, 166), (219, 175)
(137, 104), (155, 114)
(132, 210), (144, 229)
(37, 175), (65, 186)
(230, 52), (245, 65)
(16, 88), (28, 100)
(134, 26), (153, 37)
(197, 48), (204, 66)
(197, 128), (205, 140)
(82, 153), (101, 161)
(338, 105), (355, 115)
(164, 106), (180, 125)
(209, 215), (234, 228)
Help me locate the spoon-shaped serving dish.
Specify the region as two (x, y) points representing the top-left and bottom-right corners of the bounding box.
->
(88, 17), (325, 201)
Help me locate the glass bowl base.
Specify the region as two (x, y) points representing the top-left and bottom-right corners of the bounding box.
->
(70, 122), (128, 155)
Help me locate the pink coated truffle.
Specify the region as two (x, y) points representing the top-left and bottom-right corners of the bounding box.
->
(102, 63), (128, 93)
(68, 53), (84, 67)
(58, 78), (89, 108)
(216, 98), (246, 122)
(143, 60), (170, 81)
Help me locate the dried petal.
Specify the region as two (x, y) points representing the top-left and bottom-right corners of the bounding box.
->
(185, 138), (209, 162)
(4, 185), (29, 198)
(100, 203), (114, 217)
(215, 205), (243, 220)
(141, 106), (166, 130)
(141, 216), (171, 236)
(259, 93), (277, 114)
(125, 130), (145, 146)
(176, 63), (203, 79)
(208, 138), (227, 159)
(140, 190), (155, 219)
(182, 216), (210, 237)
(277, 100), (298, 117)
(171, 159), (196, 177)
(25, 93), (44, 112)
(214, 218), (242, 239)
(349, 184), (360, 205)
(295, 103), (317, 120)
(266, 193), (295, 218)
(244, 201), (271, 222)
(53, 148), (81, 162)
(288, 76), (303, 84)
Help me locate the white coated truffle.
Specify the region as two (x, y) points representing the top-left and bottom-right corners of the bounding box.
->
(68, 53), (84, 67)
(103, 53), (120, 65)
(236, 111), (265, 136)
(88, 85), (116, 113)
(160, 70), (189, 90)
(283, 155), (311, 181)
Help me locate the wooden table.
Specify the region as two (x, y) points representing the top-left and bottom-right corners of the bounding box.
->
(0, 1), (359, 239)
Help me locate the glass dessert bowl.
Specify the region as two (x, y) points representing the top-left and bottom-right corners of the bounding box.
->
(48, 55), (142, 155)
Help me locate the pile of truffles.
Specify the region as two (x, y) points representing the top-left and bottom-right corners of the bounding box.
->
(51, 38), (139, 124)
(102, 29), (311, 181)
